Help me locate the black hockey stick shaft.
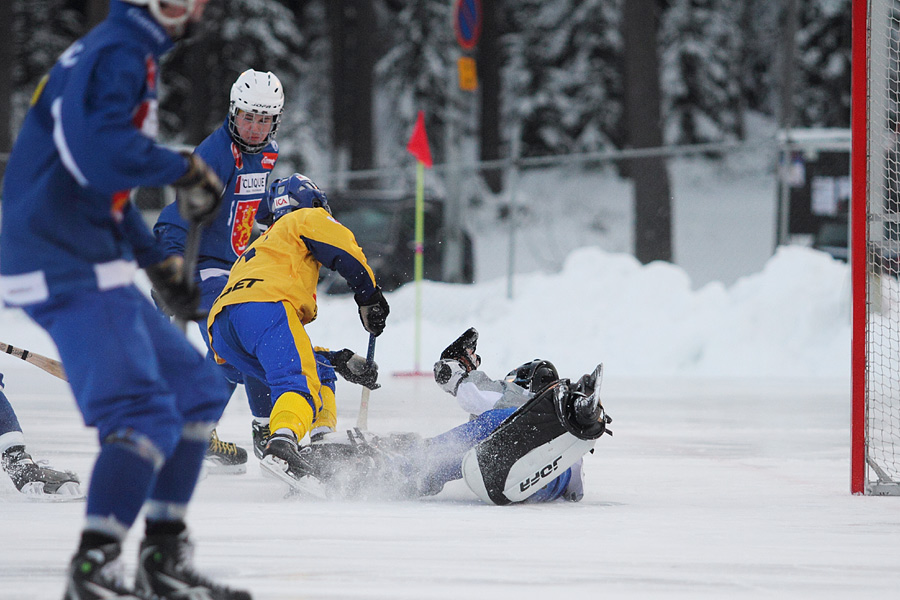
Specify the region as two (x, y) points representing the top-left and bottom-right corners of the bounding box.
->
(174, 194), (205, 333)
(356, 334), (377, 430)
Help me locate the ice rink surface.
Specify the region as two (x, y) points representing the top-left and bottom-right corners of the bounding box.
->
(2, 364), (897, 600)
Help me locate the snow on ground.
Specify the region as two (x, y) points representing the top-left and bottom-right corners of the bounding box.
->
(1, 244), (894, 600)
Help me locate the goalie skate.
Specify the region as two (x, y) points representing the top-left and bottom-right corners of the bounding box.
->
(2, 446), (83, 501)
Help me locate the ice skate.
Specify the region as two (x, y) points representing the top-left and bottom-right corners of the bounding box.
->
(250, 420), (270, 460)
(572, 363), (611, 431)
(204, 429), (248, 475)
(136, 531), (251, 600)
(260, 432), (327, 498)
(2, 445), (83, 501)
(64, 542), (151, 600)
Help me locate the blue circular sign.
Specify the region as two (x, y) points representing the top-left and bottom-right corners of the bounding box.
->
(454, 0), (482, 50)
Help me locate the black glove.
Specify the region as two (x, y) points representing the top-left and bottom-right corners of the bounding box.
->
(173, 152), (223, 224)
(440, 327), (481, 372)
(146, 256), (204, 321)
(331, 348), (380, 390)
(355, 288), (390, 336)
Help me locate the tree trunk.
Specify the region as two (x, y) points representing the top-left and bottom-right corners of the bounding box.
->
(328, 0), (375, 185)
(623, 0), (672, 264)
(478, 0), (502, 193)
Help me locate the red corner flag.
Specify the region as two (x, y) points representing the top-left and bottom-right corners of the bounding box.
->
(406, 110), (433, 168)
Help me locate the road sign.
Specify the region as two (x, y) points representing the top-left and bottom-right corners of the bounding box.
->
(454, 0), (482, 51)
(457, 56), (478, 91)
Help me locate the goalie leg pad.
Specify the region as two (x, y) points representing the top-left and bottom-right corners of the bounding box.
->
(462, 382), (597, 505)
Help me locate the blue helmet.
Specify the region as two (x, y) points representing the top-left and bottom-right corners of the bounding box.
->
(257, 174), (330, 226)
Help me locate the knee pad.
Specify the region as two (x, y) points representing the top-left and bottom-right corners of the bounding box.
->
(103, 428), (166, 471)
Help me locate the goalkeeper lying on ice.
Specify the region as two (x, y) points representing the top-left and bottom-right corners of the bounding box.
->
(263, 328), (612, 505)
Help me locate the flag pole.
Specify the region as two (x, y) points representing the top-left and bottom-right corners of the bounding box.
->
(395, 110), (433, 378)
(413, 159), (425, 372)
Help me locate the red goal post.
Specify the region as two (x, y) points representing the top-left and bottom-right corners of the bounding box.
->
(852, 0), (900, 495)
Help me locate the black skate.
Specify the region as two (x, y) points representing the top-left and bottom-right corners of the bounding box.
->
(204, 429), (248, 475)
(136, 532), (251, 600)
(440, 327), (481, 372)
(561, 364), (612, 440)
(64, 542), (151, 600)
(571, 364), (611, 430)
(2, 445), (83, 501)
(250, 421), (270, 460)
(260, 432), (326, 498)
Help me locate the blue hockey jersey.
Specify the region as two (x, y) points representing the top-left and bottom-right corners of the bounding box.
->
(154, 121), (278, 273)
(0, 2), (188, 306)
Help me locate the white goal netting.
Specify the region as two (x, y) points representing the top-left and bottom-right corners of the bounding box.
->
(863, 0), (900, 494)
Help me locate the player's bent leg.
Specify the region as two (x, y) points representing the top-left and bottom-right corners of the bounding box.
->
(462, 380), (608, 505)
(261, 392), (323, 494)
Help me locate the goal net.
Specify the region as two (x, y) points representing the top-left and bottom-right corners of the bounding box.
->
(853, 0), (900, 495)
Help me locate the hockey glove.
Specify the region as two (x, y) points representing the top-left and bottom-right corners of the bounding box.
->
(146, 256), (204, 322)
(440, 327), (481, 372)
(331, 349), (380, 390)
(433, 359), (468, 396)
(355, 288), (390, 336)
(173, 152), (223, 224)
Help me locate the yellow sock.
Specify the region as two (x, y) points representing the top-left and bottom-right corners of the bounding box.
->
(310, 386), (337, 432)
(269, 392), (315, 440)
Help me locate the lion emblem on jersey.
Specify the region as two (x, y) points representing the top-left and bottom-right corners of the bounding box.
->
(232, 199), (260, 256)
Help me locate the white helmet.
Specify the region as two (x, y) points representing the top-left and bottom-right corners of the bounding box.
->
(119, 0), (197, 32)
(228, 70), (285, 154)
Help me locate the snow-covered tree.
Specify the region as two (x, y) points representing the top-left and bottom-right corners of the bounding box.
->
(10, 1), (82, 131)
(505, 0), (623, 157)
(375, 0), (456, 167)
(660, 0), (744, 144)
(794, 0), (851, 128)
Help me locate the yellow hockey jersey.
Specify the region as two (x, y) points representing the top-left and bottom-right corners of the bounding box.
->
(207, 207), (377, 353)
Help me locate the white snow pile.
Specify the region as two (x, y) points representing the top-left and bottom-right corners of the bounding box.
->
(0, 245), (851, 382)
(310, 245), (852, 380)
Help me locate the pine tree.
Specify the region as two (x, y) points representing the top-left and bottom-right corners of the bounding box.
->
(505, 0), (623, 157)
(376, 0), (456, 167)
(660, 0), (744, 144)
(794, 0), (851, 128)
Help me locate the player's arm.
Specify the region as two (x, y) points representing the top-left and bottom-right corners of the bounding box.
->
(120, 202), (167, 268)
(299, 212), (378, 299)
(58, 47), (187, 195)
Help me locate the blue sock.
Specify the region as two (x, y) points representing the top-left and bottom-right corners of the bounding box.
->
(0, 387), (23, 438)
(86, 442), (158, 533)
(149, 435), (207, 507)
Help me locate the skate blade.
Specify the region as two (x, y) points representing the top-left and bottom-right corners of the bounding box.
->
(202, 458), (248, 475)
(19, 480), (85, 502)
(589, 363), (604, 405)
(259, 456), (328, 499)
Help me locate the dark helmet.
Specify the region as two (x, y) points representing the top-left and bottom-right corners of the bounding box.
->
(257, 173), (330, 227)
(505, 359), (559, 393)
